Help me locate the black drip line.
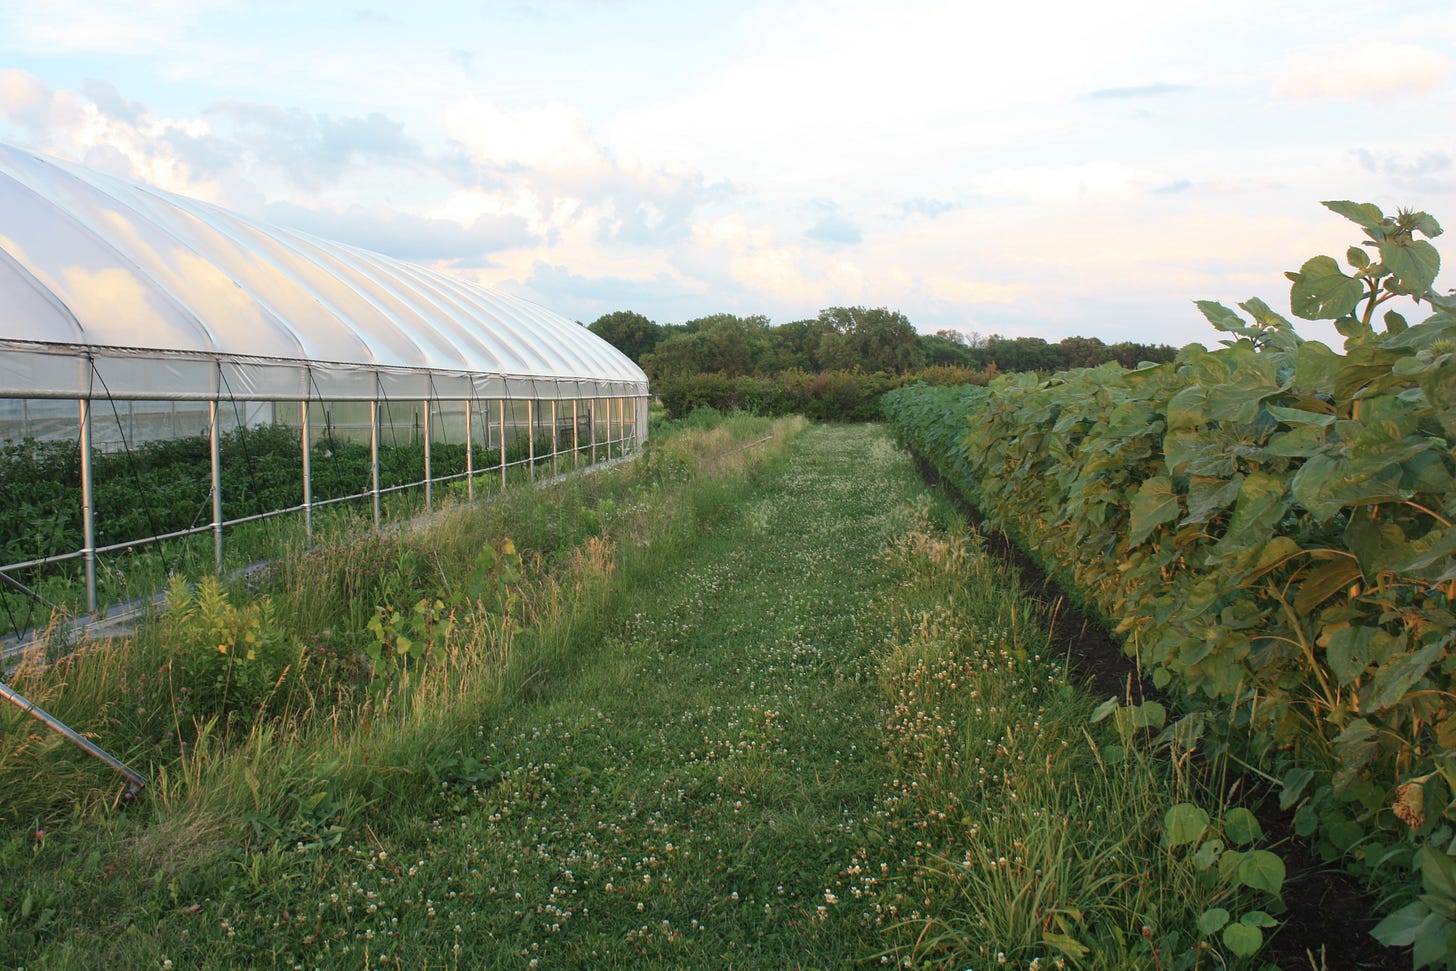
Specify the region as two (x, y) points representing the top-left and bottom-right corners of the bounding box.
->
(0, 570), (28, 638)
(426, 375), (448, 449)
(376, 376), (400, 493)
(0, 399), (84, 633)
(89, 360), (177, 595)
(217, 367), (282, 549)
(305, 368), (338, 457)
(466, 382), (493, 472)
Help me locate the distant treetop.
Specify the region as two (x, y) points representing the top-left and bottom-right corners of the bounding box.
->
(587, 307), (1177, 377)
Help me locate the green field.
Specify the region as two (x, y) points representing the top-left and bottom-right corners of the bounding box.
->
(3, 419), (1307, 969)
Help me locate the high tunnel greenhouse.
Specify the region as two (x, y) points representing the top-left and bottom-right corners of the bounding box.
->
(0, 142), (650, 628)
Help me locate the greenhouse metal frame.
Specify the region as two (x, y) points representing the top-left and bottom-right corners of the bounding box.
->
(0, 143), (650, 619)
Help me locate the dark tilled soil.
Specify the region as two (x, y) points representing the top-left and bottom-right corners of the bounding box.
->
(911, 453), (1405, 971)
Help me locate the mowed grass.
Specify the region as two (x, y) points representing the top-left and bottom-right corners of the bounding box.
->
(150, 424), (925, 969)
(3, 422), (1283, 970)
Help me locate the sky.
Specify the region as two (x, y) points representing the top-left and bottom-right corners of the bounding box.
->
(1, 0), (1454, 350)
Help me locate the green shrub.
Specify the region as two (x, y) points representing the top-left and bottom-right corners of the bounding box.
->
(656, 366), (989, 422)
(160, 575), (300, 729)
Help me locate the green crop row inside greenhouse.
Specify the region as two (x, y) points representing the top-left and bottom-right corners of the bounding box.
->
(0, 142), (649, 635)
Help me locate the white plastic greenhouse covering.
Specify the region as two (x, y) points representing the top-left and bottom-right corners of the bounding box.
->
(0, 142), (651, 625)
(0, 142), (648, 404)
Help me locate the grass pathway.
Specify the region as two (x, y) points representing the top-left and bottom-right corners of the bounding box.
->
(222, 423), (930, 969)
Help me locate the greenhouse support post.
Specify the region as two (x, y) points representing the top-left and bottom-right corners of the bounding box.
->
(527, 399), (535, 481)
(590, 398), (597, 464)
(79, 399), (97, 614)
(210, 399), (223, 572)
(370, 398), (381, 528)
(465, 398), (474, 502)
(572, 399), (579, 465)
(551, 399), (558, 475)
(423, 398), (432, 513)
(499, 399), (506, 489)
(301, 401), (313, 544)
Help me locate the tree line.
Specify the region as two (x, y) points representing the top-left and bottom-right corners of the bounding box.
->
(587, 306), (1178, 379)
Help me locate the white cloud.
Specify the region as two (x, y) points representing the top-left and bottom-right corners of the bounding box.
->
(635, 210), (1028, 328)
(0, 69), (63, 131)
(601, 0), (1233, 190)
(441, 98), (608, 181)
(432, 93), (732, 270)
(687, 215), (820, 303)
(0, 0), (223, 54)
(0, 70), (235, 203)
(968, 161), (1158, 203)
(431, 186), (550, 234)
(1274, 41), (1452, 100)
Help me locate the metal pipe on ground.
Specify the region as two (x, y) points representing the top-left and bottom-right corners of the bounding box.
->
(0, 678), (146, 798)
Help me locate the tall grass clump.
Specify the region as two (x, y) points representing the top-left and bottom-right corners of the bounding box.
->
(872, 499), (1286, 969)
